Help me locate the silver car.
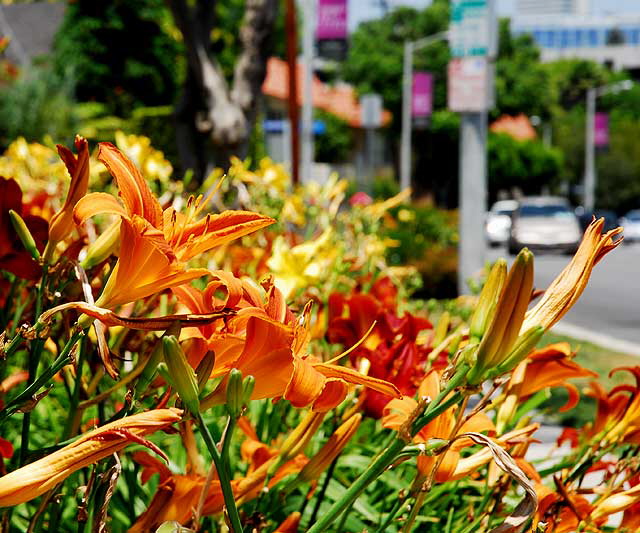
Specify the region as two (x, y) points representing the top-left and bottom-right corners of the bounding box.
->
(619, 210), (640, 243)
(508, 197), (582, 255)
(486, 200), (518, 246)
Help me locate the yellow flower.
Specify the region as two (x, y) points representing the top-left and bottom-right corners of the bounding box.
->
(0, 409), (181, 507)
(266, 228), (336, 298)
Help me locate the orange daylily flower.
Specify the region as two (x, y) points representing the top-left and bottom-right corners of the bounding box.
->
(515, 343), (598, 411)
(73, 142), (275, 263)
(203, 304), (401, 412)
(496, 342), (598, 432)
(585, 366), (640, 445)
(534, 482), (601, 533)
(173, 273), (295, 370)
(44, 135), (90, 259)
(130, 450), (230, 531)
(94, 216), (209, 309)
(521, 217), (622, 333)
(383, 370), (495, 482)
(0, 408), (181, 507)
(131, 418), (310, 530)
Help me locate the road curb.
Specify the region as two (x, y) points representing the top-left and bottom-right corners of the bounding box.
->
(552, 322), (640, 357)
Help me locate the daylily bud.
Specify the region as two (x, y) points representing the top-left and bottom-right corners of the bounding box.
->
(162, 336), (200, 416)
(279, 410), (326, 462)
(9, 209), (41, 261)
(467, 249), (533, 385)
(432, 311), (450, 347)
(297, 413), (361, 483)
(494, 325), (545, 376)
(195, 350), (216, 393)
(81, 220), (120, 269)
(242, 375), (255, 406)
(135, 339), (164, 397)
(136, 323), (182, 396)
(469, 259), (507, 342)
(592, 485), (640, 522)
(226, 368), (244, 418)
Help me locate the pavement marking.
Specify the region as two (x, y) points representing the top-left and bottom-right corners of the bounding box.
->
(552, 322), (640, 357)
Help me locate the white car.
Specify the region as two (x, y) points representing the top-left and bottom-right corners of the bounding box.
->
(620, 210), (640, 242)
(486, 200), (518, 246)
(508, 197), (582, 255)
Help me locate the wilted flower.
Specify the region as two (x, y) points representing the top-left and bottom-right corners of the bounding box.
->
(0, 408), (181, 507)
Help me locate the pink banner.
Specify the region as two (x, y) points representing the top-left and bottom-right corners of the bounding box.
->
(317, 0), (347, 40)
(412, 72), (433, 118)
(594, 112), (609, 147)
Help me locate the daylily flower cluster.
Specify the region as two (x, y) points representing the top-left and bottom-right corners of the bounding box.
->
(0, 133), (635, 533)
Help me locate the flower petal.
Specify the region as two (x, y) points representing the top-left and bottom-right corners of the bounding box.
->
(98, 142), (163, 228)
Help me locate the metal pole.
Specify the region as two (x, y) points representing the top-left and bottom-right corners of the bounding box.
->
(400, 40), (413, 191)
(285, 0), (300, 185)
(458, 111), (487, 295)
(301, 0), (315, 183)
(583, 87), (595, 211)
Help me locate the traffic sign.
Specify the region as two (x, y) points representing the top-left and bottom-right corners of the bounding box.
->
(450, 0), (496, 58)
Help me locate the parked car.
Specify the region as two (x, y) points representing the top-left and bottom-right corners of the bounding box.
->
(508, 197), (582, 255)
(485, 199), (518, 247)
(619, 210), (640, 242)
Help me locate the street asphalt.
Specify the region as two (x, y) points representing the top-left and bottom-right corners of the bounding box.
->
(486, 240), (640, 350)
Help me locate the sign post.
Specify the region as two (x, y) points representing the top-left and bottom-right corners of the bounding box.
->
(448, 0), (495, 295)
(360, 93), (383, 191)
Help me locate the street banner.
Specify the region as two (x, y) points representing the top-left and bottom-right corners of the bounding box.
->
(594, 112), (609, 147)
(412, 71), (433, 116)
(317, 0), (347, 39)
(447, 57), (493, 112)
(317, 0), (348, 61)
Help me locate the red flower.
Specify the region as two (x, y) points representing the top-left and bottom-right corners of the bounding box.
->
(327, 278), (433, 418)
(0, 177), (48, 280)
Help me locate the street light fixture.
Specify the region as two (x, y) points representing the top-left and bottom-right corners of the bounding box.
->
(583, 79), (633, 211)
(400, 31), (449, 191)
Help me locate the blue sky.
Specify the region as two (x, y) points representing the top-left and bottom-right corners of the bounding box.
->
(348, 0), (640, 30)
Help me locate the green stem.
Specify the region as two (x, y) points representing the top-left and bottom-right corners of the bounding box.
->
(197, 412), (243, 533)
(306, 390), (465, 533)
(18, 267), (49, 465)
(1, 331), (83, 428)
(63, 335), (87, 439)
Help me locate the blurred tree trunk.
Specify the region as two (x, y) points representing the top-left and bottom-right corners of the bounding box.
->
(168, 0), (278, 182)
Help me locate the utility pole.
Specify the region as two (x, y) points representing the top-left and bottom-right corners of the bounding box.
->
(583, 88), (596, 212)
(285, 0), (300, 185)
(301, 0), (315, 184)
(400, 40), (413, 192)
(400, 32), (448, 191)
(458, 112), (487, 294)
(448, 0), (496, 295)
(583, 79), (633, 211)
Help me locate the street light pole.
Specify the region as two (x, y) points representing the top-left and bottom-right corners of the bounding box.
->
(400, 31), (448, 191)
(583, 79), (633, 211)
(583, 88), (596, 212)
(400, 40), (413, 191)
